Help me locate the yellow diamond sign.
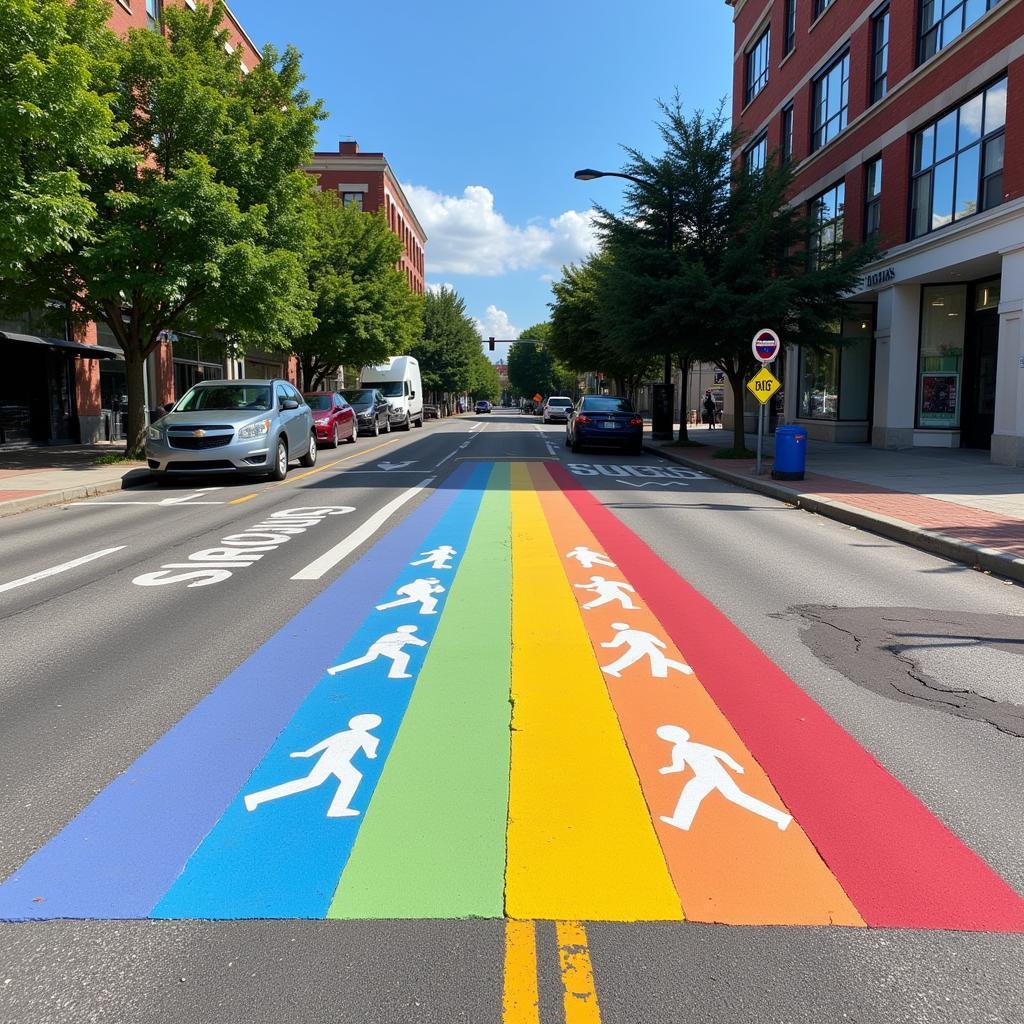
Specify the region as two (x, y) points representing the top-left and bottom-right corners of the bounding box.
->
(747, 366), (781, 405)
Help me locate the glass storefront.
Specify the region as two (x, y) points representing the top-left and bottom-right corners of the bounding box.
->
(917, 284), (966, 428)
(798, 304), (873, 420)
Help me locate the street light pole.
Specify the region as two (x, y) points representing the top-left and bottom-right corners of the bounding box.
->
(574, 167), (676, 438)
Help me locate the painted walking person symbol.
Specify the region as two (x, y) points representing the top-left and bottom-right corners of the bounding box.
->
(327, 625), (427, 680)
(566, 546), (616, 569)
(376, 578), (445, 615)
(410, 545), (457, 570)
(600, 624), (693, 678)
(656, 725), (792, 832)
(575, 576), (638, 611)
(243, 713), (382, 818)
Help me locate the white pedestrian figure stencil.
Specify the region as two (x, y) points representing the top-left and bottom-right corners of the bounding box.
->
(656, 725), (792, 832)
(410, 545), (457, 570)
(600, 623), (693, 679)
(574, 576), (638, 611)
(566, 545), (616, 569)
(376, 577), (445, 615)
(327, 625), (427, 680)
(243, 713), (382, 818)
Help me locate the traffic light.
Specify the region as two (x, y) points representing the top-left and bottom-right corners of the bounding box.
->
(488, 337), (495, 351)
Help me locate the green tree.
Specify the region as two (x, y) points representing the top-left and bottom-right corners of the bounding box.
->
(0, 1), (323, 454)
(292, 191), (421, 389)
(0, 0), (126, 278)
(468, 350), (501, 401)
(407, 286), (482, 398)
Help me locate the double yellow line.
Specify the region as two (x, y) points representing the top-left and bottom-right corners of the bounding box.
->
(504, 920), (602, 1023)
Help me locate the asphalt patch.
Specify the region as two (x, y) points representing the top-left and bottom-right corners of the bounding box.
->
(791, 606), (1024, 738)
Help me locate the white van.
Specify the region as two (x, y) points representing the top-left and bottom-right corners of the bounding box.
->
(359, 355), (424, 430)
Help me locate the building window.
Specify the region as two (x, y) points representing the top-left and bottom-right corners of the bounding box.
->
(745, 27), (770, 104)
(917, 284), (966, 428)
(744, 132), (768, 173)
(146, 0), (161, 30)
(341, 192), (364, 210)
(919, 0), (1000, 64)
(784, 0), (797, 55)
(864, 158), (882, 239)
(814, 0), (834, 16)
(910, 77), (1006, 238)
(808, 181), (844, 269)
(811, 50), (849, 150)
(798, 306), (872, 420)
(781, 103), (794, 163)
(870, 5), (889, 104)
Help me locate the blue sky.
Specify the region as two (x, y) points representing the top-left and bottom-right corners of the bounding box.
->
(229, 0), (734, 345)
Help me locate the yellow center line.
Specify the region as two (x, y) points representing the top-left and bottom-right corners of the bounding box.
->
(503, 920), (540, 1024)
(227, 492), (258, 505)
(556, 921), (602, 1024)
(282, 435), (407, 484)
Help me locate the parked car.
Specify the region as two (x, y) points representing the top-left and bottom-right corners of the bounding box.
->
(146, 379), (316, 481)
(475, 400), (492, 414)
(303, 391), (356, 448)
(566, 395), (644, 454)
(423, 403), (440, 420)
(542, 395), (573, 424)
(341, 388), (392, 436)
(360, 355), (424, 430)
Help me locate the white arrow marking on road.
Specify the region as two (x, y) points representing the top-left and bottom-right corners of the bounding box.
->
(377, 460), (416, 472)
(292, 478), (436, 580)
(72, 489), (225, 507)
(0, 546), (126, 594)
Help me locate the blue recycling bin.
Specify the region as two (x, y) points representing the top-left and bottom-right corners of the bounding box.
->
(772, 425), (807, 480)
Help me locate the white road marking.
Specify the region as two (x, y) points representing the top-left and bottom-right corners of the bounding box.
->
(292, 478), (436, 580)
(0, 546), (126, 594)
(72, 489), (225, 508)
(619, 479), (691, 488)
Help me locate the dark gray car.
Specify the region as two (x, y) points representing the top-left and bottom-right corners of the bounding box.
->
(145, 379), (317, 480)
(341, 389), (393, 437)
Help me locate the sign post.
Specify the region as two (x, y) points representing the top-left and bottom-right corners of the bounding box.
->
(750, 329), (782, 475)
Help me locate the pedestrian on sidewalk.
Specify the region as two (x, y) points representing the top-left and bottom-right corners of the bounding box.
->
(703, 390), (717, 429)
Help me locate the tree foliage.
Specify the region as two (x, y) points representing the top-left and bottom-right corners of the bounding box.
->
(407, 286), (483, 396)
(0, 0), (126, 277)
(292, 192), (421, 389)
(0, 1), (324, 454)
(506, 323), (574, 399)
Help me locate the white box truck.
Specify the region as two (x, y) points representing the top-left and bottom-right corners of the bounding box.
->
(359, 355), (424, 430)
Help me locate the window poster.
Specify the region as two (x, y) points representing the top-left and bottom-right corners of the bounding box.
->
(920, 372), (959, 427)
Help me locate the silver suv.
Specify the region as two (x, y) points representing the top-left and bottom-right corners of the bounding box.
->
(146, 379), (317, 480)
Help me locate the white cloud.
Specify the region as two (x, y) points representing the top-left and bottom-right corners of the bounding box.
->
(404, 183), (599, 277)
(472, 305), (521, 341)
(425, 281), (456, 296)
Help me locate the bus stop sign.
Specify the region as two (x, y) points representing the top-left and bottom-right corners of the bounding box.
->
(752, 328), (781, 364)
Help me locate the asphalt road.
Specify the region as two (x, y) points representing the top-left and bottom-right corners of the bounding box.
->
(1, 410), (1022, 1024)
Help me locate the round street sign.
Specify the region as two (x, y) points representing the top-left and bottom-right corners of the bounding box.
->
(752, 328), (781, 364)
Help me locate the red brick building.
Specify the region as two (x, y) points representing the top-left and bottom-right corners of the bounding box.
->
(729, 0), (1024, 464)
(306, 141), (427, 296)
(0, 0), (291, 448)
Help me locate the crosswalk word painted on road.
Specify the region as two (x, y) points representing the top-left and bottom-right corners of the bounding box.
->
(1, 460), (1023, 930)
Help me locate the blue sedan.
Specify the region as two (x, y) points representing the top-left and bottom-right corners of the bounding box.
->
(565, 395), (644, 454)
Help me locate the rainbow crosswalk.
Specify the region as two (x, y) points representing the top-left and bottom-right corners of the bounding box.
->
(1, 460), (1022, 929)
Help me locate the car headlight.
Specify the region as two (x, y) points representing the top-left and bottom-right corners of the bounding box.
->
(147, 425), (163, 441)
(237, 418), (271, 440)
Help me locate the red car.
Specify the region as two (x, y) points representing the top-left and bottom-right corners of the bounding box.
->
(303, 391), (357, 447)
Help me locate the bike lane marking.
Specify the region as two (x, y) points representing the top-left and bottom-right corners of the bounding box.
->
(505, 462), (682, 922)
(529, 462), (862, 927)
(546, 461), (1024, 932)
(328, 463), (511, 919)
(0, 464), (476, 921)
(151, 463), (492, 919)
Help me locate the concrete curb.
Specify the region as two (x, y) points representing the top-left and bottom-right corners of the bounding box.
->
(645, 442), (1024, 584)
(0, 469), (150, 520)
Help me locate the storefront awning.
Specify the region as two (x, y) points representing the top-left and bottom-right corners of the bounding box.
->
(0, 330), (122, 359)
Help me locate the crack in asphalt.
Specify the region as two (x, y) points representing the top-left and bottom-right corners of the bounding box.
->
(790, 605), (1024, 738)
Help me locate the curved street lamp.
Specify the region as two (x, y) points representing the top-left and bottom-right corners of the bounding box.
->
(573, 167), (675, 438)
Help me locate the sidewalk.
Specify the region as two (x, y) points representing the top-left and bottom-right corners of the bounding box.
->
(646, 426), (1024, 583)
(0, 445), (148, 519)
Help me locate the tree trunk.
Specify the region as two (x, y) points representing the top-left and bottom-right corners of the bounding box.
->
(676, 354), (690, 443)
(124, 346), (148, 458)
(726, 366), (747, 452)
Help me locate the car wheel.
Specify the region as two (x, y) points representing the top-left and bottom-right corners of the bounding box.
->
(269, 437), (289, 481)
(401, 414), (411, 431)
(384, 416), (392, 433)
(370, 418), (379, 437)
(571, 437), (581, 454)
(327, 425), (339, 449)
(347, 424), (357, 443)
(415, 415), (424, 428)
(564, 434), (571, 448)
(299, 431), (317, 467)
